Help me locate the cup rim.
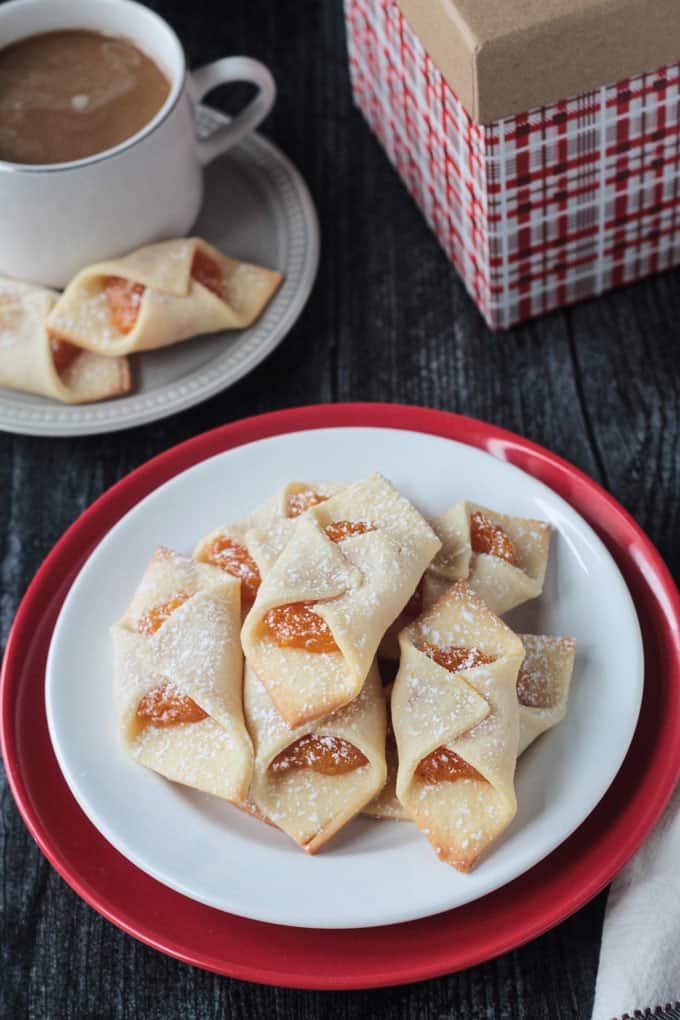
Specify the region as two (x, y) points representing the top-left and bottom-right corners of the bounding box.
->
(0, 0), (186, 174)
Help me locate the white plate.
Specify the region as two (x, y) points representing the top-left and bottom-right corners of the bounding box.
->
(45, 427), (644, 929)
(0, 107), (319, 437)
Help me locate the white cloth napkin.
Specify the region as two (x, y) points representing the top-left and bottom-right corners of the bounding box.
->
(592, 783), (680, 1020)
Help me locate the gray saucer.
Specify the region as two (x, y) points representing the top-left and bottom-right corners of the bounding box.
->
(0, 106), (319, 436)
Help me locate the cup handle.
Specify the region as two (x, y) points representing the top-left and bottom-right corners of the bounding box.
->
(191, 57), (276, 166)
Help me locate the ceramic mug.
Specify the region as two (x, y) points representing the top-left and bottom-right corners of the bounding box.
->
(0, 0), (276, 287)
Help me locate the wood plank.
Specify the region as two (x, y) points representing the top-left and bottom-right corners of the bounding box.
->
(1, 0), (678, 1016)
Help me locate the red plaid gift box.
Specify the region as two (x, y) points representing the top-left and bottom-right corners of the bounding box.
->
(345, 0), (680, 329)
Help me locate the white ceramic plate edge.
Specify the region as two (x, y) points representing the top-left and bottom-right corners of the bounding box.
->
(44, 428), (644, 927)
(0, 114), (319, 437)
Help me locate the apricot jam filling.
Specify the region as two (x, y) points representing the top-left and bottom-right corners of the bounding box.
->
(263, 603), (340, 654)
(422, 642), (496, 673)
(137, 591), (191, 635)
(190, 248), (223, 298)
(135, 591), (206, 727)
(516, 667), (553, 709)
(324, 520), (375, 542)
(415, 747), (485, 784)
(416, 641), (493, 783)
(203, 535), (261, 611)
(286, 490), (329, 518)
(470, 510), (517, 564)
(47, 332), (80, 376)
(270, 734), (367, 775)
(104, 250), (224, 333)
(104, 276), (145, 334)
(136, 681), (208, 727)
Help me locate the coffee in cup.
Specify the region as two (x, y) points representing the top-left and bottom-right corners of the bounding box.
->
(0, 29), (171, 165)
(0, 0), (276, 288)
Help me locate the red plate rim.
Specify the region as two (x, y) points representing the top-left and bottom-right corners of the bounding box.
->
(2, 402), (680, 990)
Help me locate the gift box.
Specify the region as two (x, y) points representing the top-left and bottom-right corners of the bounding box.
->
(344, 0), (680, 328)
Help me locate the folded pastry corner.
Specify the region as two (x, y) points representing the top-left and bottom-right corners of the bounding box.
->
(112, 546), (252, 802)
(243, 480), (347, 576)
(193, 480), (345, 613)
(244, 660), (386, 853)
(425, 501), (550, 615)
(0, 276), (131, 403)
(393, 580), (524, 871)
(365, 631), (576, 821)
(241, 473), (441, 727)
(46, 237), (283, 357)
(517, 633), (576, 754)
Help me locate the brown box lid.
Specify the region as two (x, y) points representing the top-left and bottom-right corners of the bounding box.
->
(398, 0), (680, 124)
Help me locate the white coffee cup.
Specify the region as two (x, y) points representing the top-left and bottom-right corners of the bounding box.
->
(0, 0), (276, 287)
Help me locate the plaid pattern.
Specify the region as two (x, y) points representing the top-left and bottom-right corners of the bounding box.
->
(345, 0), (680, 328)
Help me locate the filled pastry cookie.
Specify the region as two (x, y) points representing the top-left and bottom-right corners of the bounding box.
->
(424, 501), (551, 615)
(194, 480), (345, 611)
(393, 581), (525, 871)
(241, 474), (441, 727)
(109, 476), (577, 871)
(243, 480), (348, 577)
(517, 634), (576, 754)
(244, 661), (386, 852)
(111, 547), (252, 801)
(0, 277), (130, 403)
(46, 237), (282, 357)
(367, 630), (576, 820)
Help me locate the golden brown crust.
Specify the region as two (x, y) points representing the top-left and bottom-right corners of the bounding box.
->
(46, 237), (283, 357)
(244, 661), (387, 853)
(241, 474), (441, 728)
(112, 546), (253, 803)
(393, 581), (524, 872)
(425, 502), (551, 616)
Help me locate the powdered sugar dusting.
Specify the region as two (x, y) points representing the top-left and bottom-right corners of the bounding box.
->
(113, 547), (250, 801)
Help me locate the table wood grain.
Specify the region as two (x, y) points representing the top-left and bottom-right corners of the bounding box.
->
(1, 1), (678, 1016)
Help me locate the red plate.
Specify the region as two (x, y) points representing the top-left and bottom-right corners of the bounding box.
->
(2, 403), (680, 989)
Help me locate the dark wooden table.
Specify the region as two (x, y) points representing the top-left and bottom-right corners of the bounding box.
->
(2, 1), (679, 1017)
